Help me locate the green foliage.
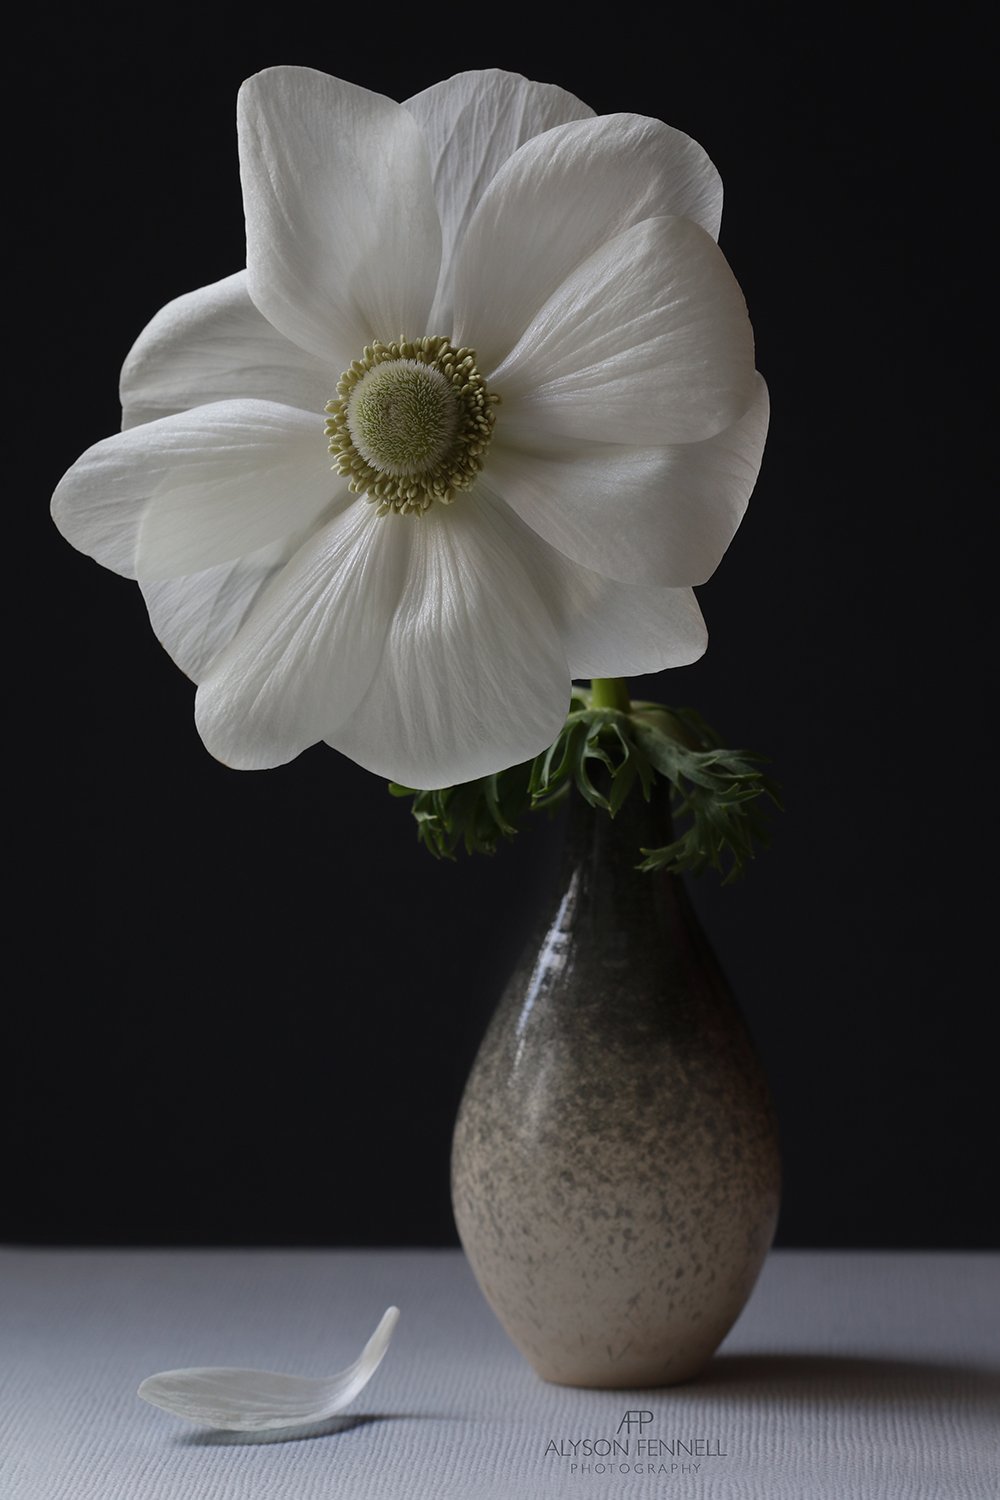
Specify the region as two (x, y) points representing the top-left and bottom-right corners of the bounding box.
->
(388, 690), (781, 881)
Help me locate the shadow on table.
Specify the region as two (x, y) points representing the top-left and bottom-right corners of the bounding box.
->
(178, 1411), (444, 1448)
(685, 1353), (1000, 1413)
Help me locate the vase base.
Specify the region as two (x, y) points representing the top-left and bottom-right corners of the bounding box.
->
(529, 1351), (715, 1391)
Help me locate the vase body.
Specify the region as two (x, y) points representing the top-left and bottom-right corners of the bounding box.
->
(451, 790), (781, 1387)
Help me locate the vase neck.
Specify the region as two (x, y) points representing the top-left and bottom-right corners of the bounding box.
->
(554, 780), (728, 990)
(561, 785), (674, 885)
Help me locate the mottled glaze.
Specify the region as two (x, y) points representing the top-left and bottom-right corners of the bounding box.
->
(451, 789), (780, 1388)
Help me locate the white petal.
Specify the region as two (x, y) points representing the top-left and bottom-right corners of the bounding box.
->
(404, 69), (593, 332)
(138, 1307), (399, 1431)
(545, 572), (707, 679)
(454, 113), (723, 373)
(52, 401), (332, 580)
(238, 67), (441, 366)
(139, 532), (306, 682)
(486, 375), (769, 586)
(120, 272), (334, 430)
(477, 484), (707, 676)
(326, 500), (570, 789)
(492, 216), (756, 447)
(134, 402), (341, 580)
(195, 504), (408, 770)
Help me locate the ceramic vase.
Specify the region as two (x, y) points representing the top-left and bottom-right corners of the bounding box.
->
(451, 788), (781, 1387)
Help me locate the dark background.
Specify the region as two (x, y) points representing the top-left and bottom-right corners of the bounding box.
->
(16, 7), (994, 1248)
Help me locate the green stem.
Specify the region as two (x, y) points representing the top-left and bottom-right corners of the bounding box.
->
(590, 677), (632, 713)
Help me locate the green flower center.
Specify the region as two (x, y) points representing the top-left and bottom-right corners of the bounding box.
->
(348, 359), (459, 474)
(325, 337), (498, 516)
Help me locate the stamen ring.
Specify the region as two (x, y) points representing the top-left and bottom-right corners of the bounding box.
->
(325, 336), (499, 516)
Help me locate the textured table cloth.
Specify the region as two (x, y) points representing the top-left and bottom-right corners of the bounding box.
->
(1, 1248), (997, 1499)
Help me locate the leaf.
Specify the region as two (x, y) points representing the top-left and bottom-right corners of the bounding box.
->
(388, 688), (780, 880)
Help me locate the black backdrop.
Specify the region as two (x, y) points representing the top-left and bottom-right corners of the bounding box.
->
(16, 7), (995, 1248)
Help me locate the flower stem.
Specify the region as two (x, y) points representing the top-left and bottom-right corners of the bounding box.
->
(589, 677), (632, 713)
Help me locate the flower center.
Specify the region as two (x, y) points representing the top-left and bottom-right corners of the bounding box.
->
(325, 337), (498, 516)
(348, 359), (459, 475)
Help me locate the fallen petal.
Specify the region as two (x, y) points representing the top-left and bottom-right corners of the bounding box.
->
(138, 1306), (399, 1431)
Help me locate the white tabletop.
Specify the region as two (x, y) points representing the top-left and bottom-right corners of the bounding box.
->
(1, 1248), (997, 1499)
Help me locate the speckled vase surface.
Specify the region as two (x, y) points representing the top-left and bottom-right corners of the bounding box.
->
(451, 789), (780, 1388)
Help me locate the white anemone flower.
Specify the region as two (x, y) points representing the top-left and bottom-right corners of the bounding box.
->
(51, 67), (768, 789)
